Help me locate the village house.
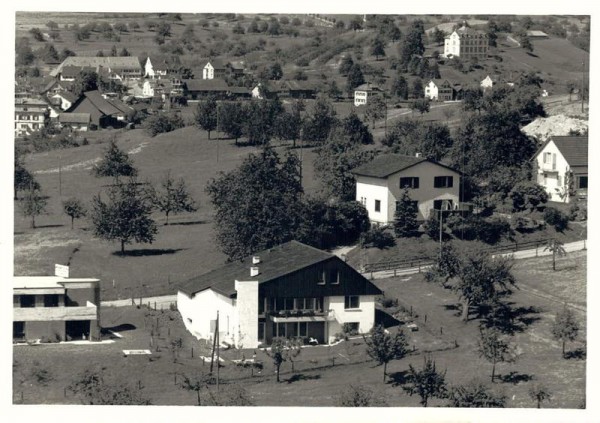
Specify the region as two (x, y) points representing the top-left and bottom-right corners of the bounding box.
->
(177, 241), (382, 349)
(354, 83), (382, 106)
(532, 135), (588, 203)
(67, 90), (135, 129)
(443, 25), (489, 59)
(15, 97), (48, 137)
(277, 80), (318, 99)
(424, 79), (455, 101)
(144, 55), (182, 79)
(48, 90), (79, 111)
(50, 56), (142, 81)
(183, 79), (230, 100)
(352, 154), (461, 224)
(58, 113), (91, 131)
(202, 59), (228, 80)
(40, 79), (74, 96)
(13, 268), (101, 343)
(480, 75), (496, 92)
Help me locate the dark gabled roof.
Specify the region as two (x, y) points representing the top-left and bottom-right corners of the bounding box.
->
(355, 83), (381, 92)
(52, 90), (79, 103)
(107, 98), (135, 116)
(430, 79), (453, 88)
(58, 113), (90, 124)
(51, 56), (141, 77)
(228, 86), (251, 94)
(205, 58), (229, 70)
(280, 80), (318, 91)
(551, 136), (588, 167)
(178, 241), (335, 297)
(82, 90), (124, 116)
(149, 54), (182, 68)
(351, 154), (461, 178)
(183, 79), (229, 92)
(456, 26), (487, 37)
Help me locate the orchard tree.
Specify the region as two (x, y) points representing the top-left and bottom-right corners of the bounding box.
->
(393, 188), (418, 237)
(365, 96), (387, 129)
(544, 238), (566, 271)
(217, 101), (245, 144)
(402, 356), (447, 407)
(302, 97), (337, 145)
(263, 337), (302, 382)
(93, 139), (138, 180)
(336, 385), (388, 407)
(391, 76), (409, 100)
(371, 37), (386, 60)
(345, 64), (365, 96)
(20, 187), (47, 229)
(69, 369), (151, 405)
(551, 304), (580, 358)
(194, 96), (218, 139)
(150, 172), (197, 225)
(14, 148), (39, 200)
(63, 198), (87, 229)
(206, 148), (303, 260)
(447, 380), (506, 407)
(399, 20), (425, 66)
(364, 325), (408, 382)
(410, 98), (430, 117)
(382, 120), (453, 162)
(340, 111), (373, 145)
(529, 384), (552, 408)
(339, 56), (354, 76)
(477, 327), (515, 382)
(90, 178), (158, 255)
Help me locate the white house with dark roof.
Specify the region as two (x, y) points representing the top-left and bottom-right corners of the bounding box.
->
(532, 136), (588, 203)
(424, 79), (455, 101)
(202, 59), (229, 80)
(352, 154), (461, 223)
(444, 25), (489, 59)
(177, 241), (382, 348)
(354, 83), (381, 106)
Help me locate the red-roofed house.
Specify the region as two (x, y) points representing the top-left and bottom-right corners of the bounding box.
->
(533, 136), (588, 203)
(352, 154), (461, 223)
(177, 241), (382, 348)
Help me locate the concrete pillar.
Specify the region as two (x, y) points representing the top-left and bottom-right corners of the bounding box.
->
(234, 280), (259, 348)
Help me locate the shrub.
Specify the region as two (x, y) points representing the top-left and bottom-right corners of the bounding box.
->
(568, 202), (587, 221)
(423, 212), (440, 239)
(509, 182), (549, 212)
(143, 113), (185, 136)
(342, 323), (359, 336)
(544, 207), (569, 232)
(378, 296), (399, 309)
(359, 227), (395, 249)
(447, 215), (510, 244)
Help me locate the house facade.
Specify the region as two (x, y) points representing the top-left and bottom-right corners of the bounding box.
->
(58, 113), (91, 131)
(352, 154), (461, 223)
(480, 75), (496, 91)
(15, 98), (48, 137)
(424, 79), (454, 101)
(202, 60), (228, 80)
(51, 56), (142, 81)
(13, 271), (101, 343)
(444, 25), (489, 59)
(177, 241), (382, 349)
(354, 83), (381, 106)
(533, 136), (588, 203)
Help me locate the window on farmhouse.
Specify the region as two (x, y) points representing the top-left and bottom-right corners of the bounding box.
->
(434, 176), (453, 188)
(344, 295), (360, 310)
(400, 177), (419, 189)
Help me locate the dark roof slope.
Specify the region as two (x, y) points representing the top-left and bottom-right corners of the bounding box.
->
(83, 90), (123, 116)
(552, 136), (588, 167)
(59, 113), (91, 123)
(178, 241), (334, 297)
(183, 79), (229, 92)
(352, 154), (426, 178)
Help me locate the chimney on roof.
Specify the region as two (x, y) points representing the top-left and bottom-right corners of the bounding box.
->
(252, 256), (261, 265)
(250, 266), (260, 277)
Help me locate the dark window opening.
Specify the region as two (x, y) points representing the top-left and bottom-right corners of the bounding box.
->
(578, 176), (588, 189)
(44, 294), (59, 307)
(434, 176), (454, 188)
(374, 200), (381, 212)
(329, 269), (339, 285)
(400, 177), (419, 189)
(13, 322), (25, 340)
(66, 320), (90, 340)
(20, 295), (35, 308)
(344, 295), (360, 310)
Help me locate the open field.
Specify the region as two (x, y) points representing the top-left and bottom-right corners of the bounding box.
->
(13, 251), (586, 407)
(14, 125), (321, 300)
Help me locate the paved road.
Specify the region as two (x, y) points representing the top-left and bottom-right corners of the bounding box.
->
(361, 240), (587, 280)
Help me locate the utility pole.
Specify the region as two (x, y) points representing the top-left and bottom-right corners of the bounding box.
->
(439, 208), (443, 258)
(58, 154), (62, 197)
(209, 311), (218, 373)
(216, 311), (220, 392)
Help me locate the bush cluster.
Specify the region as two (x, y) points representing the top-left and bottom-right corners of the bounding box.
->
(544, 207), (569, 232)
(359, 226), (395, 249)
(446, 215), (511, 244)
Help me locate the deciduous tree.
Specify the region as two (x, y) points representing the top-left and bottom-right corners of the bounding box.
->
(149, 172), (197, 225)
(336, 385), (388, 407)
(543, 238), (566, 271)
(69, 369), (152, 405)
(93, 139), (138, 180)
(364, 325), (408, 382)
(477, 327), (516, 382)
(263, 338), (302, 382)
(194, 96), (218, 139)
(365, 96), (386, 129)
(90, 178), (158, 255)
(551, 304), (579, 358)
(402, 355), (447, 407)
(447, 380), (506, 407)
(63, 198), (87, 229)
(20, 186), (47, 229)
(528, 384), (552, 408)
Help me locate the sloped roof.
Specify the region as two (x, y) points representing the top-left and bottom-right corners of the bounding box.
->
(204, 58), (229, 70)
(82, 90), (124, 116)
(355, 83), (381, 92)
(53, 90), (79, 103)
(59, 113), (91, 124)
(60, 65), (95, 78)
(149, 54), (182, 67)
(51, 56), (141, 77)
(429, 79), (453, 88)
(552, 136), (588, 167)
(178, 241), (334, 297)
(455, 25), (487, 37)
(183, 79), (229, 92)
(351, 154), (460, 178)
(280, 80), (318, 91)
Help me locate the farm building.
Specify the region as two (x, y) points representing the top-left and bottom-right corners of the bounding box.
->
(352, 153), (461, 223)
(532, 135), (588, 203)
(13, 271), (101, 343)
(177, 241), (382, 349)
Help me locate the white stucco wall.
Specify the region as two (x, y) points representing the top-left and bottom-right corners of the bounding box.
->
(234, 280), (259, 348)
(424, 81), (439, 100)
(354, 90), (368, 106)
(177, 289), (237, 344)
(534, 140), (570, 202)
(325, 295), (376, 343)
(203, 63), (214, 80)
(144, 58), (154, 78)
(356, 176), (392, 224)
(444, 32), (461, 57)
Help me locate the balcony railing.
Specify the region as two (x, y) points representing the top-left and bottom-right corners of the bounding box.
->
(269, 309), (336, 322)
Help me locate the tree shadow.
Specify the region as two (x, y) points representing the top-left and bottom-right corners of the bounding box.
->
(168, 220), (206, 226)
(526, 52), (539, 58)
(286, 373), (321, 384)
(36, 224), (65, 229)
(112, 248), (185, 257)
(375, 309), (401, 328)
(480, 302), (542, 335)
(101, 323), (137, 333)
(387, 370), (410, 386)
(498, 371), (534, 385)
(565, 348), (586, 360)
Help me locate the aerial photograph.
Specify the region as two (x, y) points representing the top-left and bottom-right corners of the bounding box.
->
(10, 7), (591, 417)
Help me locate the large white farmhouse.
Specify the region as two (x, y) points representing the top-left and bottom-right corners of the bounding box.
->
(444, 25), (489, 59)
(352, 154), (461, 224)
(532, 136), (588, 203)
(177, 241), (382, 349)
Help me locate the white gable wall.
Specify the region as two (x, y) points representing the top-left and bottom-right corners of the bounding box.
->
(424, 81), (439, 100)
(356, 176), (391, 224)
(177, 288), (237, 345)
(534, 140), (570, 202)
(444, 32), (461, 57)
(203, 63), (214, 80)
(325, 295), (376, 343)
